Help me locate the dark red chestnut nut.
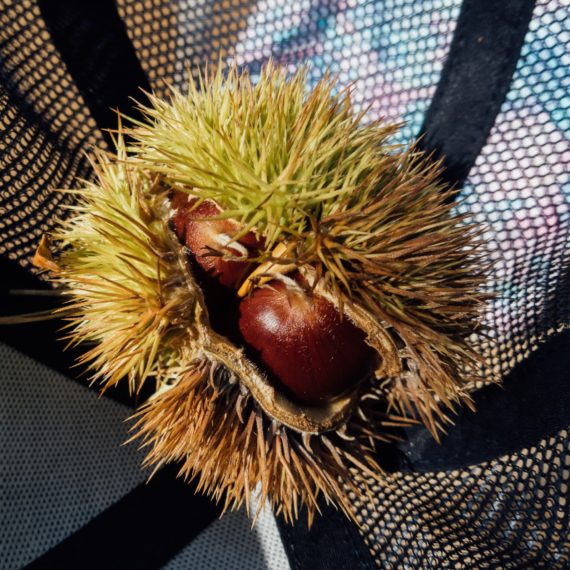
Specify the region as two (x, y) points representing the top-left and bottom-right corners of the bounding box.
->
(238, 276), (378, 405)
(171, 192), (262, 289)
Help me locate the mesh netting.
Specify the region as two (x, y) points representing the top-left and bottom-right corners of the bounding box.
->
(1, 0), (569, 568)
(352, 429), (570, 569)
(0, 0), (103, 269)
(458, 0), (570, 378)
(117, 0), (462, 144)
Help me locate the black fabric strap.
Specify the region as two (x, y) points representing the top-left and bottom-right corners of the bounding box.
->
(278, 503), (377, 570)
(24, 465), (222, 570)
(418, 0), (536, 191)
(38, 0), (151, 143)
(401, 328), (570, 472)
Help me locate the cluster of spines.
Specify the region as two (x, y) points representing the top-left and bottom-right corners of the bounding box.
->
(132, 357), (410, 524)
(41, 62), (492, 523)
(52, 146), (200, 394)
(129, 62), (490, 436)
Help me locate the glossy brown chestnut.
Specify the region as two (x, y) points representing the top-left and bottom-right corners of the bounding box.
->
(238, 276), (378, 405)
(171, 192), (262, 289)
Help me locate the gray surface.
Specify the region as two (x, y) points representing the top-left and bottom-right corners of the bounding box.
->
(1, 342), (148, 569)
(164, 505), (290, 570)
(1, 342), (290, 569)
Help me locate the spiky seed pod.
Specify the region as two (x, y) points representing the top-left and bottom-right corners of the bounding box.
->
(39, 63), (490, 524)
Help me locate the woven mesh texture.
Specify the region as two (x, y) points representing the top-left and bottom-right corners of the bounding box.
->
(458, 0), (570, 378)
(0, 342), (147, 569)
(1, 0), (570, 568)
(0, 0), (103, 270)
(353, 1), (570, 566)
(116, 0), (257, 98)
(117, 0), (462, 144)
(352, 429), (570, 569)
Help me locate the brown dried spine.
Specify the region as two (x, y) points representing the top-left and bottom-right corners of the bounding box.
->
(39, 64), (491, 524)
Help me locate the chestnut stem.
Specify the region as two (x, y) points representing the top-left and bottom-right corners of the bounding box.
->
(237, 242), (296, 297)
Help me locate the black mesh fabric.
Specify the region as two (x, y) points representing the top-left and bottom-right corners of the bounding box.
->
(353, 430), (570, 568)
(0, 0), (104, 269)
(458, 0), (570, 377)
(1, 0), (569, 568)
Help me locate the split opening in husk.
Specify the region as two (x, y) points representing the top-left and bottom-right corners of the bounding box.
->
(27, 62), (493, 524)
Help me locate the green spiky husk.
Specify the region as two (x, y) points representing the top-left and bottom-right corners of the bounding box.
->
(53, 144), (411, 524)
(46, 62), (492, 523)
(130, 62), (490, 432)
